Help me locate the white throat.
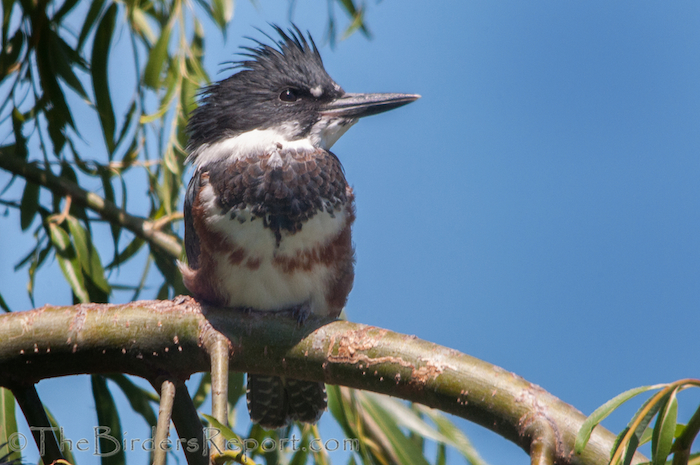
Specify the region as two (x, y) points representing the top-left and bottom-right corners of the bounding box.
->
(189, 118), (357, 168)
(310, 115), (357, 150)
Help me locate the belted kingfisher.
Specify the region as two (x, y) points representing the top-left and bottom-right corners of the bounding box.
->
(180, 25), (419, 429)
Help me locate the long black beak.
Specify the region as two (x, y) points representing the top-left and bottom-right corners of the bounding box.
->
(321, 93), (420, 119)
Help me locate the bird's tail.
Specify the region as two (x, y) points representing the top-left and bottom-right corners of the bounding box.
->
(246, 374), (327, 429)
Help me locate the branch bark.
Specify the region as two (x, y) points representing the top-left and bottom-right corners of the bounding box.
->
(0, 156), (183, 258)
(0, 297), (643, 465)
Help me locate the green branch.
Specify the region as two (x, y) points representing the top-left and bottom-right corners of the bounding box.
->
(0, 298), (646, 465)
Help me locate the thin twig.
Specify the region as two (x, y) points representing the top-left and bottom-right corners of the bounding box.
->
(205, 331), (230, 455)
(153, 379), (176, 465)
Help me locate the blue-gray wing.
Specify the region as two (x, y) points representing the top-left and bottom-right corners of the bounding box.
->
(184, 169), (203, 270)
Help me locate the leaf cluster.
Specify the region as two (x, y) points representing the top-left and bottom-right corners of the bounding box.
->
(576, 379), (700, 465)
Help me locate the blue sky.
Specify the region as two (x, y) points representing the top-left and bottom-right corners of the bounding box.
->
(2, 1), (699, 464)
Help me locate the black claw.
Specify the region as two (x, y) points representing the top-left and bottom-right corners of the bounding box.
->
(292, 303), (311, 326)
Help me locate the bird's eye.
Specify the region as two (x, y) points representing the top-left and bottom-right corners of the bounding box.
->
(279, 88), (299, 102)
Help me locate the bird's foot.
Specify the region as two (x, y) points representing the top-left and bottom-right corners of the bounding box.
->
(292, 303), (311, 326)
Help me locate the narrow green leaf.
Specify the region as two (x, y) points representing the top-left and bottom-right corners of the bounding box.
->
(288, 428), (311, 465)
(180, 74), (199, 123)
(44, 406), (77, 465)
(326, 16), (336, 48)
(58, 34), (89, 70)
(0, 292), (10, 312)
(201, 414), (242, 443)
(36, 33), (73, 153)
(336, 0), (370, 38)
(48, 29), (88, 98)
(130, 8), (156, 44)
(622, 433), (641, 465)
(0, 145), (16, 161)
(374, 395), (450, 445)
(163, 144), (181, 176)
(106, 237), (144, 269)
(328, 387), (378, 464)
(59, 160), (79, 183)
(56, 249), (90, 303)
(186, 19), (207, 81)
(575, 384), (663, 454)
(618, 394), (667, 465)
(326, 385), (350, 432)
(66, 215), (111, 294)
(652, 390), (678, 465)
(129, 256), (152, 302)
(92, 2), (117, 155)
(120, 138), (139, 170)
(159, 155), (175, 216)
(48, 222), (71, 252)
(1, 0), (16, 45)
(77, 0), (106, 51)
(143, 22), (172, 88)
(19, 181), (39, 230)
(0, 388), (20, 464)
(640, 423), (685, 446)
(52, 0), (80, 21)
(26, 243), (52, 307)
(210, 0), (233, 32)
(91, 375), (126, 465)
(114, 100), (138, 150)
(436, 442), (446, 465)
(140, 64), (180, 124)
(100, 170), (121, 252)
(340, 7), (366, 40)
(415, 404), (488, 465)
(338, 0), (358, 17)
(66, 216), (90, 271)
(85, 246), (111, 294)
(362, 394), (431, 465)
(15, 237), (40, 271)
(610, 426), (630, 462)
(11, 107), (27, 159)
(0, 30), (23, 83)
(104, 375), (158, 427)
(45, 106), (68, 155)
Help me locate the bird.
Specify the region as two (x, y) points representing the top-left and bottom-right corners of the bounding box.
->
(180, 24), (419, 429)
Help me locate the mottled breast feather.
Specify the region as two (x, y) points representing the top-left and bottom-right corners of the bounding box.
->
(181, 144), (355, 315)
(205, 147), (348, 243)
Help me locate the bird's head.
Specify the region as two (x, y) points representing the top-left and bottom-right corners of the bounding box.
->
(186, 25), (419, 166)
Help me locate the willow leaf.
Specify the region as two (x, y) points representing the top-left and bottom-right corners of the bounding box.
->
(0, 388), (20, 464)
(143, 21), (172, 88)
(78, 0), (106, 51)
(19, 181), (39, 230)
(91, 375), (126, 465)
(651, 390), (678, 465)
(576, 384), (663, 454)
(92, 3), (118, 156)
